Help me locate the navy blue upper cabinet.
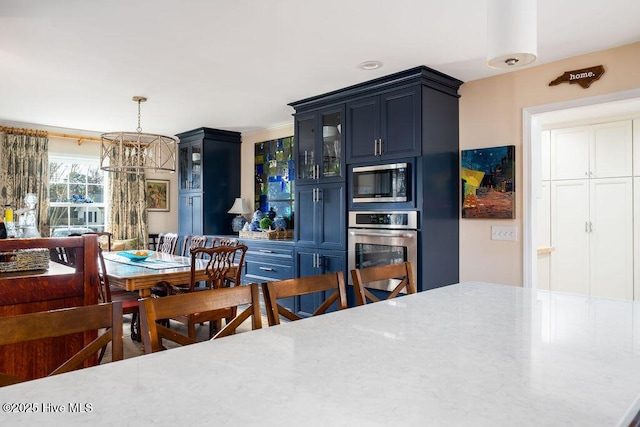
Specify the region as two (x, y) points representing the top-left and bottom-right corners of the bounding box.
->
(346, 86), (421, 163)
(176, 127), (241, 237)
(295, 105), (345, 185)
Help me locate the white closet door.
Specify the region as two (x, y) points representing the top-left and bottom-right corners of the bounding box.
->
(551, 127), (590, 180)
(541, 130), (551, 181)
(633, 119), (640, 176)
(551, 180), (590, 295)
(590, 120), (632, 178)
(589, 177), (633, 300)
(537, 181), (551, 290)
(634, 177), (640, 301)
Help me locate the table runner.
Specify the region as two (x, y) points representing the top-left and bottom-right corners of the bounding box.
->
(104, 253), (190, 270)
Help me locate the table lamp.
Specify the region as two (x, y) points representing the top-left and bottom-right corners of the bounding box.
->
(227, 198), (251, 232)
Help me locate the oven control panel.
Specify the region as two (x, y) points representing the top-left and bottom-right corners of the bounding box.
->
(348, 211), (418, 229)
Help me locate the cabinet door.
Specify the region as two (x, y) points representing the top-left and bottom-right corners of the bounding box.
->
(294, 185), (317, 246)
(190, 141), (203, 191)
(318, 249), (346, 314)
(590, 120), (632, 178)
(551, 127), (590, 180)
(380, 86), (421, 160)
(317, 182), (346, 250)
(589, 177), (633, 300)
(319, 106), (344, 182)
(346, 95), (379, 163)
(295, 248), (321, 317)
(295, 113), (317, 184)
(178, 193), (193, 235)
(550, 180), (590, 295)
(178, 143), (190, 191)
(178, 193), (202, 235)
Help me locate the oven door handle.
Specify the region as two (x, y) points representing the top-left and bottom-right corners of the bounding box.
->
(348, 230), (415, 238)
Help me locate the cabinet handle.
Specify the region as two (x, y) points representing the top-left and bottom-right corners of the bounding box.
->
(259, 267), (275, 271)
(585, 222), (588, 232)
(373, 139), (378, 156)
(315, 165), (320, 180)
(589, 222), (593, 232)
(258, 249), (273, 253)
(378, 138), (383, 155)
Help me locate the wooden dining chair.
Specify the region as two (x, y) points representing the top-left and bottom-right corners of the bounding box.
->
(138, 283), (262, 354)
(180, 234), (208, 257)
(350, 261), (417, 306)
(157, 232), (179, 254)
(262, 271), (348, 326)
(159, 245), (248, 339)
(97, 247), (141, 344)
(0, 301), (123, 386)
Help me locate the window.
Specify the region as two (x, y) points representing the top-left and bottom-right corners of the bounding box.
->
(48, 155), (108, 236)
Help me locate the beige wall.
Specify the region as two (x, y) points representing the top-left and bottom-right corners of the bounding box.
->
(459, 42), (640, 286)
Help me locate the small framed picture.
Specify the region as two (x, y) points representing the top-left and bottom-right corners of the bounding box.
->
(146, 179), (170, 212)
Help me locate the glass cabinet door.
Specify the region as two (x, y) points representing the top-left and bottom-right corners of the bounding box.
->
(190, 142), (202, 191)
(178, 144), (189, 190)
(321, 110), (342, 179)
(297, 115), (315, 181)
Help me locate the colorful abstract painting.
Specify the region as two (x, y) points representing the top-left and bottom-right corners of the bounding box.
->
(461, 146), (515, 219)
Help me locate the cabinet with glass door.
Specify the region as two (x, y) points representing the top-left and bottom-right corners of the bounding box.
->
(295, 105), (344, 185)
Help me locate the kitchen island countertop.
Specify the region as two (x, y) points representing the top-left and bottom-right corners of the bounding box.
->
(1, 282), (639, 426)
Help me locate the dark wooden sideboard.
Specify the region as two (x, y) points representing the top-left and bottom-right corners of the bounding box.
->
(0, 235), (99, 381)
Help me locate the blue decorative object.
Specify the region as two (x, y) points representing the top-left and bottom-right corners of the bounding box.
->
(117, 250), (154, 261)
(273, 217), (287, 230)
(252, 210), (265, 221)
(231, 215), (247, 232)
(249, 220), (260, 231)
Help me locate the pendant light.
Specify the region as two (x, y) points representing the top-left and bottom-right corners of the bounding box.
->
(100, 96), (178, 173)
(487, 0), (537, 68)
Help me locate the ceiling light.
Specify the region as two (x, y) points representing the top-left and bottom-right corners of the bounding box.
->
(486, 0), (537, 68)
(100, 96), (178, 174)
(358, 61), (383, 71)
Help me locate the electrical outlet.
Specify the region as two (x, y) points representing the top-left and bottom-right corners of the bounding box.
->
(491, 226), (517, 241)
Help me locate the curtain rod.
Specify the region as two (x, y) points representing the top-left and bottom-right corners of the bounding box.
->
(0, 126), (102, 145)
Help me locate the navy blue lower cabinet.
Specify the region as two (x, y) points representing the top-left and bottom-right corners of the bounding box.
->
(295, 247), (347, 317)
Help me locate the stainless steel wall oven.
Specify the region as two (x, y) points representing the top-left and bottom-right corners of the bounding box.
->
(347, 211), (418, 292)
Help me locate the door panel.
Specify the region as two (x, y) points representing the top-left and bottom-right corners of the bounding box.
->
(551, 127), (590, 180)
(550, 180), (589, 295)
(591, 120), (632, 178)
(589, 178), (633, 300)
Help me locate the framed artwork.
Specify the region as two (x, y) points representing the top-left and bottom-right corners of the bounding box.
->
(146, 179), (170, 212)
(461, 145), (515, 219)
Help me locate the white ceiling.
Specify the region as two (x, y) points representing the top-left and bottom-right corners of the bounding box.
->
(1, 0), (639, 137)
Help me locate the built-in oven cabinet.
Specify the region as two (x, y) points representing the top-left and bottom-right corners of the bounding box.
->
(345, 86), (421, 164)
(294, 182), (346, 251)
(295, 248), (347, 316)
(294, 105), (345, 186)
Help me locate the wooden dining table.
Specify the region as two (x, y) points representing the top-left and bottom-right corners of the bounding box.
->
(101, 252), (214, 297)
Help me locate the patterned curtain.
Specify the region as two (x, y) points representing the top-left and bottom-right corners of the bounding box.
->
(0, 130), (50, 236)
(107, 146), (148, 248)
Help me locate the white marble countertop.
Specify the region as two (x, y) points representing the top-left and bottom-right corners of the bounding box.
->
(1, 282), (640, 426)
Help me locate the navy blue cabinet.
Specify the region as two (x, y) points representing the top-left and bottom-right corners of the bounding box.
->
(294, 182), (346, 251)
(346, 86), (421, 163)
(290, 66), (462, 293)
(176, 127), (241, 237)
(295, 247), (346, 317)
(295, 105), (345, 185)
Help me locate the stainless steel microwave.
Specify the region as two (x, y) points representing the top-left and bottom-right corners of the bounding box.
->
(352, 163), (409, 203)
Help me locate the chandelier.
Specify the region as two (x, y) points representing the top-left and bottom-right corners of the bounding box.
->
(100, 96), (178, 173)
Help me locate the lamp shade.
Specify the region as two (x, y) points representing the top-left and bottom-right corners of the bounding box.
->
(487, 0), (537, 68)
(227, 198), (251, 215)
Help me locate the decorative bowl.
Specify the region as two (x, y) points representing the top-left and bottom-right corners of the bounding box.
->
(117, 250), (154, 261)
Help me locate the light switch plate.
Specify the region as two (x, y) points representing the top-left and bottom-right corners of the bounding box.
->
(491, 226), (517, 241)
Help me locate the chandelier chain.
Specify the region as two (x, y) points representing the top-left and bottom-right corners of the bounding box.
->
(136, 99), (142, 133)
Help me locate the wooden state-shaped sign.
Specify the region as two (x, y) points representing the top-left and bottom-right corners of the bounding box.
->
(549, 65), (605, 89)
